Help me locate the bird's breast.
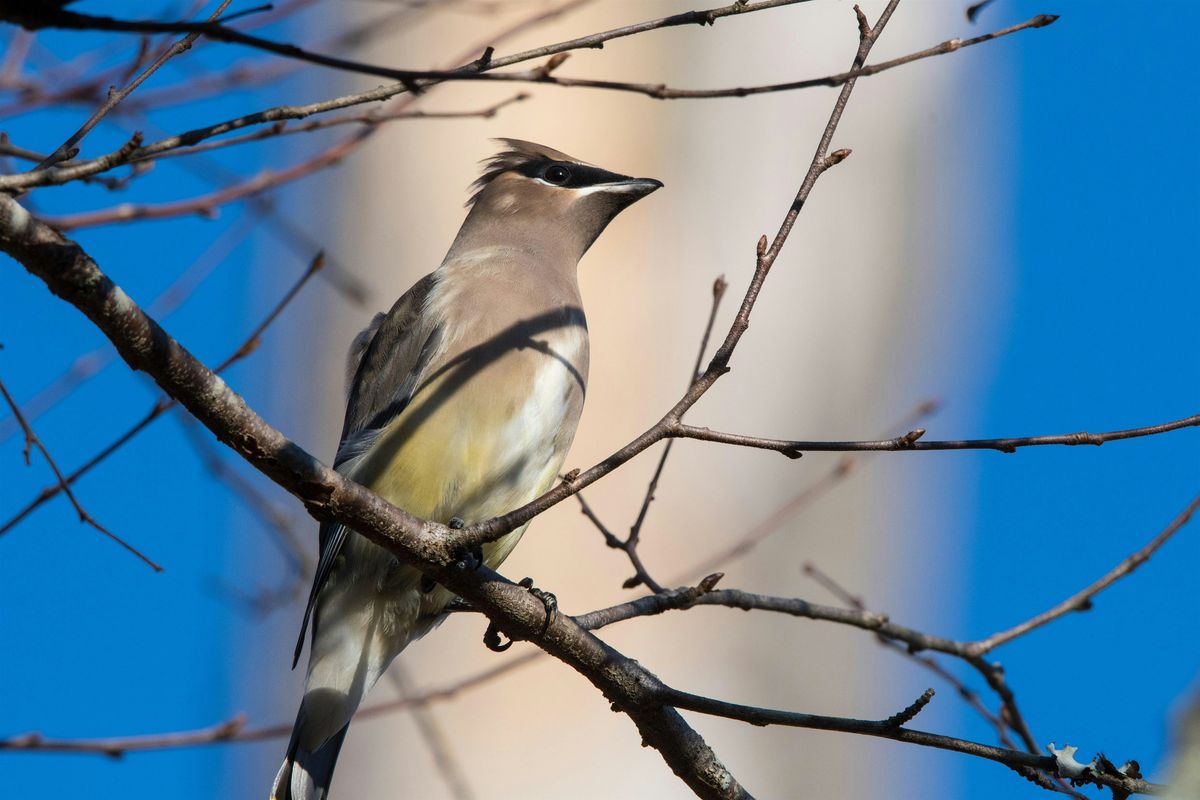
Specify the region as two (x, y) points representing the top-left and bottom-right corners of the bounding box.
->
(357, 317), (588, 527)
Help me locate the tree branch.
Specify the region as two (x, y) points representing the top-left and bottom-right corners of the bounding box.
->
(671, 413), (1200, 457)
(29, 0), (233, 169)
(0, 12), (1057, 193)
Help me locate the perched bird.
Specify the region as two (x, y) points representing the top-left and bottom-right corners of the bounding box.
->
(272, 139), (662, 800)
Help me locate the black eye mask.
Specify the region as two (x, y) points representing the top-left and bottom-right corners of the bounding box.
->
(516, 159), (634, 189)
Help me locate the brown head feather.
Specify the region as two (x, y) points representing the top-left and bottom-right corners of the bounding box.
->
(467, 138), (591, 206)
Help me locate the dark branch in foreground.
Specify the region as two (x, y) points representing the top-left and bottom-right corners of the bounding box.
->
(0, 570), (1167, 796)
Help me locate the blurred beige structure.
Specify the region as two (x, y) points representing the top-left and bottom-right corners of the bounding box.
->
(261, 1), (1011, 797)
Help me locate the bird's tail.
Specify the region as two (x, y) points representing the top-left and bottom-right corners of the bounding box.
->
(271, 716), (349, 800)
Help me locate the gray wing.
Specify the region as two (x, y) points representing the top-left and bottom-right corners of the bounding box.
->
(292, 272), (442, 668)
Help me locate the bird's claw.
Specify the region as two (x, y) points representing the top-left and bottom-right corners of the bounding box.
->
(518, 576), (558, 637)
(453, 543), (484, 573)
(483, 621), (513, 652)
(482, 577), (556, 652)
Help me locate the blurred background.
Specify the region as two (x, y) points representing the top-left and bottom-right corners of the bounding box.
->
(1, 1), (1197, 798)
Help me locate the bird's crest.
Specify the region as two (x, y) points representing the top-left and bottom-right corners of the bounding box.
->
(468, 138), (589, 206)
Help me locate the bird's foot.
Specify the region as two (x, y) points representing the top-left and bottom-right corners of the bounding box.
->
(422, 517), (480, 594)
(518, 576), (558, 635)
(483, 577), (557, 653)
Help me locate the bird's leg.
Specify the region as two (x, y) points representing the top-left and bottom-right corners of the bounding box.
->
(442, 597), (475, 613)
(482, 576), (557, 652)
(422, 516), (481, 594)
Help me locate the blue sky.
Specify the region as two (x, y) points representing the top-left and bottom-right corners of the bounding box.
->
(958, 1), (1200, 795)
(1, 2), (1197, 799)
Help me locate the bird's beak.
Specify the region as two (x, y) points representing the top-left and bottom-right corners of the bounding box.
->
(607, 177), (664, 197)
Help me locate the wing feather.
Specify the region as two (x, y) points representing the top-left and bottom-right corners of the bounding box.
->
(292, 272), (441, 668)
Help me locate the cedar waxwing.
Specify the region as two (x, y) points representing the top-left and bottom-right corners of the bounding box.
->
(272, 140), (662, 800)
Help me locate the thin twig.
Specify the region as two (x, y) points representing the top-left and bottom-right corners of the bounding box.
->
(800, 562), (1081, 796)
(670, 413), (1200, 457)
(627, 278), (728, 545)
(967, 492), (1200, 656)
(0, 13), (1058, 194)
(0, 649), (539, 756)
(31, 0), (234, 169)
(0, 375), (161, 570)
(661, 688), (1160, 797)
(6, 1), (804, 95)
(581, 275), (729, 593)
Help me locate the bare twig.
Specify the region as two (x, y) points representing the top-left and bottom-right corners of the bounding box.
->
(661, 688), (1160, 797)
(6, 1), (805, 94)
(0, 649), (536, 757)
(582, 275), (729, 593)
(800, 562), (1080, 796)
(0, 375), (161, 570)
(628, 278), (728, 542)
(41, 133), (370, 230)
(0, 716), (251, 757)
(967, 492), (1200, 656)
(10, 5), (1057, 107)
(670, 413), (1200, 457)
(0, 12), (1058, 194)
(31, 0), (234, 169)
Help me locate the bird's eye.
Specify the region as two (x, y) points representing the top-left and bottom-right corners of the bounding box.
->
(543, 164), (571, 185)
